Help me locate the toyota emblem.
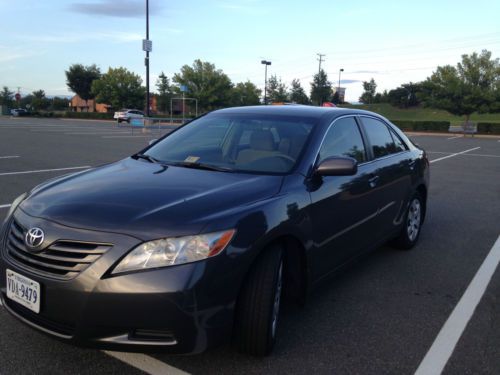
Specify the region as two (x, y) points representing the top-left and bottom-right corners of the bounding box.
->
(25, 227), (45, 249)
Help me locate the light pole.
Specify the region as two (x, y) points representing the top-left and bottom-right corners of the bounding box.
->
(144, 0), (151, 117)
(337, 68), (344, 103)
(261, 60), (271, 105)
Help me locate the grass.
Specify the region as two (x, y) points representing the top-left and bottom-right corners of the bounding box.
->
(339, 103), (500, 124)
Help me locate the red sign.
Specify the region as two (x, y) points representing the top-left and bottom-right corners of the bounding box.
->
(15, 93), (21, 101)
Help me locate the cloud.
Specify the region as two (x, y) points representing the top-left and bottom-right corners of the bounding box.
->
(340, 79), (362, 85)
(68, 0), (164, 18)
(19, 31), (143, 44)
(349, 70), (380, 74)
(216, 0), (264, 14)
(0, 45), (42, 63)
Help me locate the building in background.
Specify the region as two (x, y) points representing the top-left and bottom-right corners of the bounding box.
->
(69, 95), (110, 113)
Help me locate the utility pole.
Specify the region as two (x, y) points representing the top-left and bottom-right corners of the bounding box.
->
(317, 53), (326, 105)
(317, 53), (325, 76)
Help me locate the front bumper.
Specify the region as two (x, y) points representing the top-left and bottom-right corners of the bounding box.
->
(0, 210), (239, 354)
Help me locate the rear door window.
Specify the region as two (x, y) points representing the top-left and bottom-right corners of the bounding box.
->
(361, 117), (400, 159)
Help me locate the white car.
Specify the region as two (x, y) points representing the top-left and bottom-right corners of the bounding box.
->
(113, 109), (144, 123)
(10, 108), (28, 117)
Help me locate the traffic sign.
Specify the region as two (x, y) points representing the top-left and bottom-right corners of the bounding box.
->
(142, 39), (152, 52)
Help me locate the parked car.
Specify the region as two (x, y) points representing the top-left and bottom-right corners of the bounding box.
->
(0, 106), (429, 356)
(113, 109), (144, 123)
(10, 108), (28, 117)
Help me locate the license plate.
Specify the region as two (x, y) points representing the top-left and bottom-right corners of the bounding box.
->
(6, 269), (41, 313)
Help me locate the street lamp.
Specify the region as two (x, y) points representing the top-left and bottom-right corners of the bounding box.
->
(261, 60), (271, 105)
(143, 0), (152, 117)
(337, 68), (344, 104)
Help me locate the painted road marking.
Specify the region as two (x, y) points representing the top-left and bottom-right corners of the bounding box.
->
(0, 156), (20, 159)
(429, 147), (480, 164)
(65, 132), (132, 135)
(427, 151), (500, 158)
(104, 351), (189, 375)
(101, 135), (153, 138)
(447, 135), (462, 140)
(0, 166), (90, 177)
(0, 204), (11, 209)
(415, 235), (500, 375)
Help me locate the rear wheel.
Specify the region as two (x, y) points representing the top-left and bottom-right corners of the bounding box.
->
(234, 246), (284, 356)
(392, 192), (424, 249)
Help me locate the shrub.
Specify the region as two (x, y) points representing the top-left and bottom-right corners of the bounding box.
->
(62, 111), (114, 120)
(477, 122), (500, 134)
(390, 120), (450, 132)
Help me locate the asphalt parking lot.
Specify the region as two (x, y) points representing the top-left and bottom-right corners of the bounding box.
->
(0, 117), (499, 375)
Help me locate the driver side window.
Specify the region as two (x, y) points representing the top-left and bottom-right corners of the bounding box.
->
(318, 117), (367, 164)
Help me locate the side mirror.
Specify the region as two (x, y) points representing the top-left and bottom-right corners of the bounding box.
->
(315, 156), (358, 176)
(148, 139), (158, 146)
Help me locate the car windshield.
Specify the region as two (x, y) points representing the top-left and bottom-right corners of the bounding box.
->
(144, 113), (316, 174)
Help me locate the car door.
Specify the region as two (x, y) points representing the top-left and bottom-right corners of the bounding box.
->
(308, 116), (381, 280)
(358, 116), (413, 239)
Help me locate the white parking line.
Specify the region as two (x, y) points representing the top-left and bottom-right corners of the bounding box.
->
(102, 135), (152, 138)
(447, 135), (462, 140)
(0, 204), (11, 209)
(0, 156), (20, 159)
(415, 235), (500, 375)
(65, 132), (131, 135)
(104, 351), (189, 375)
(0, 166), (90, 177)
(427, 151), (500, 158)
(429, 147), (480, 164)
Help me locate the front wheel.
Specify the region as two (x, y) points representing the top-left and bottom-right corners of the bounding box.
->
(234, 246), (284, 356)
(391, 192), (424, 250)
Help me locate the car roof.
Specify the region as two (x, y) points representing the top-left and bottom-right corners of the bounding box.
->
(212, 105), (381, 121)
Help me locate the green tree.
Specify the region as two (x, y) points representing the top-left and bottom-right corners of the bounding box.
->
(155, 72), (173, 114)
(267, 75), (288, 103)
(173, 59), (233, 111)
(230, 81), (261, 106)
(50, 97), (70, 111)
(359, 78), (377, 104)
(91, 67), (145, 110)
(31, 90), (51, 111)
(310, 70), (332, 105)
(388, 83), (422, 108)
(289, 79), (309, 104)
(421, 50), (500, 122)
(0, 86), (14, 108)
(20, 94), (33, 110)
(65, 64), (101, 111)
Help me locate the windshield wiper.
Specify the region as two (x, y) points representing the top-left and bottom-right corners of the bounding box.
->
(133, 153), (163, 164)
(172, 161), (234, 172)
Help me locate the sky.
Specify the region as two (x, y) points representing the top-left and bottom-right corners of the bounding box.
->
(1, 0), (499, 103)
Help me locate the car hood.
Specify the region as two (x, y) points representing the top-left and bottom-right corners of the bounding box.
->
(20, 158), (283, 240)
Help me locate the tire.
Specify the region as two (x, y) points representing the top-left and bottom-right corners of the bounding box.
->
(234, 246), (284, 356)
(126, 118), (131, 124)
(117, 119), (122, 124)
(392, 192), (424, 250)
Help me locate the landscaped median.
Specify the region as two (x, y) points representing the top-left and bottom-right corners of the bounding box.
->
(391, 120), (500, 134)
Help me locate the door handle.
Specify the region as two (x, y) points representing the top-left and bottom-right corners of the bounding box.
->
(368, 175), (380, 188)
(408, 160), (416, 170)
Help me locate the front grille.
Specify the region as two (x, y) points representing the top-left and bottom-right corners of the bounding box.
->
(5, 219), (112, 280)
(2, 294), (75, 337)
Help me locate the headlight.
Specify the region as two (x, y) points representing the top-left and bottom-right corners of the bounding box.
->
(3, 193), (27, 225)
(112, 229), (235, 274)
